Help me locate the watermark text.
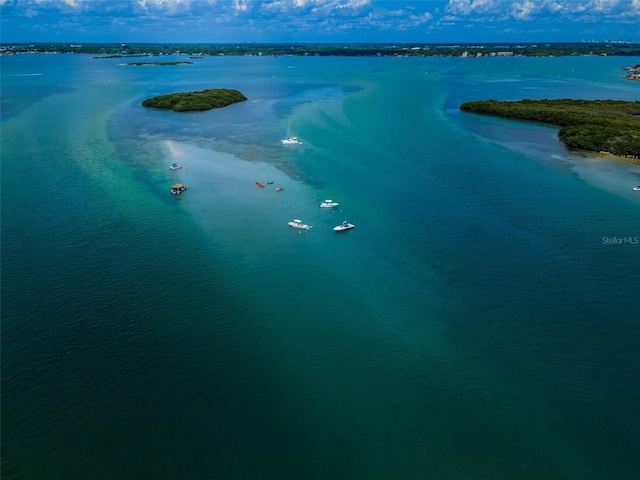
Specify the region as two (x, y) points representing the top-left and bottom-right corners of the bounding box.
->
(602, 236), (639, 245)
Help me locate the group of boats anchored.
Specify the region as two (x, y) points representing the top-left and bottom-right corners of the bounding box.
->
(288, 199), (356, 233)
(169, 157), (355, 233)
(169, 163), (188, 195)
(281, 133), (355, 232)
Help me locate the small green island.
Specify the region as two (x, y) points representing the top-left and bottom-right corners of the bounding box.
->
(460, 99), (640, 159)
(142, 88), (247, 112)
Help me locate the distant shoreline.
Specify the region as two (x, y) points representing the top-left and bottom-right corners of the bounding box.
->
(126, 61), (192, 66)
(2, 42), (640, 58)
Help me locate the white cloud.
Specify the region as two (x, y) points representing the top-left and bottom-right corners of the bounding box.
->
(1, 0), (638, 42)
(589, 0), (619, 12)
(137, 0), (197, 12)
(627, 0), (640, 14)
(510, 0), (537, 19)
(444, 0), (640, 21)
(544, 1), (564, 13)
(5, 0), (638, 21)
(291, 0), (369, 7)
(446, 0), (498, 15)
(233, 0), (248, 11)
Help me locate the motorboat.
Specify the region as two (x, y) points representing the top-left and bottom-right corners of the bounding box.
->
(333, 221), (355, 232)
(633, 186), (640, 191)
(319, 199), (339, 208)
(169, 163), (183, 170)
(281, 136), (302, 145)
(255, 181), (266, 188)
(275, 187), (283, 192)
(288, 219), (312, 230)
(170, 183), (188, 195)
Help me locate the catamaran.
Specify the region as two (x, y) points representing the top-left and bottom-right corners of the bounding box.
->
(281, 136), (302, 145)
(281, 119), (302, 144)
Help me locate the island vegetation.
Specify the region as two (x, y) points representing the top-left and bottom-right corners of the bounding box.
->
(3, 42), (640, 58)
(142, 88), (247, 112)
(460, 99), (640, 158)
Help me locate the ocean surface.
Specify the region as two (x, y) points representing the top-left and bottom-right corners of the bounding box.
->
(2, 53), (639, 479)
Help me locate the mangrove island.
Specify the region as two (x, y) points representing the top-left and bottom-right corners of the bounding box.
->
(142, 88), (247, 112)
(460, 99), (640, 158)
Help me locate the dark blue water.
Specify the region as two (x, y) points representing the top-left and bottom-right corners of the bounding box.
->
(2, 53), (640, 479)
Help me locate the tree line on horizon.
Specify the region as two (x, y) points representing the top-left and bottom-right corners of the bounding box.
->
(3, 42), (640, 58)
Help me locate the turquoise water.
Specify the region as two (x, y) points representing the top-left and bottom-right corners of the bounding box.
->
(2, 53), (639, 479)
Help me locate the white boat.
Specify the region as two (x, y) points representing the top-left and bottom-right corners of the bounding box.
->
(169, 163), (183, 170)
(281, 136), (302, 145)
(319, 199), (339, 208)
(170, 183), (188, 195)
(333, 221), (355, 232)
(288, 219), (312, 230)
(633, 186), (640, 191)
(281, 119), (302, 144)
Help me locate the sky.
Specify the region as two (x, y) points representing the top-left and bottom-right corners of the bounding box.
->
(1, 0), (639, 44)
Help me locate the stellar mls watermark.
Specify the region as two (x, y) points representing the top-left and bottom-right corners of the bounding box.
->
(602, 236), (639, 245)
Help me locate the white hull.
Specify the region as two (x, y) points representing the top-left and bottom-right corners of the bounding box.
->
(288, 220), (312, 230)
(281, 136), (302, 145)
(333, 222), (355, 231)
